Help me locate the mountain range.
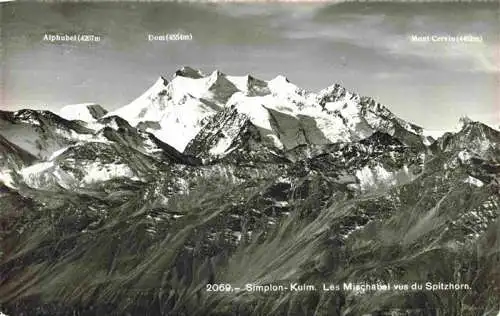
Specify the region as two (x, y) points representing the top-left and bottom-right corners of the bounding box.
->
(0, 67), (498, 316)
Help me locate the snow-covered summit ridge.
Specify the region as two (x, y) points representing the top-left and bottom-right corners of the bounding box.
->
(96, 67), (457, 154)
(101, 68), (364, 151)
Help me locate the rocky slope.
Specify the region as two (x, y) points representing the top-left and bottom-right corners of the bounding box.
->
(0, 67), (498, 316)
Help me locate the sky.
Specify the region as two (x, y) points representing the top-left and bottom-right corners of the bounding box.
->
(1, 1), (499, 131)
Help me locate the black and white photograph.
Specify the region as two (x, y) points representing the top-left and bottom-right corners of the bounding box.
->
(0, 1), (499, 315)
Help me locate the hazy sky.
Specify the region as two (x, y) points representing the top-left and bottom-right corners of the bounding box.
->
(1, 1), (499, 131)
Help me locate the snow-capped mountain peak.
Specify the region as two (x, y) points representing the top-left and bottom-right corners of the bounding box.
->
(59, 103), (108, 122)
(316, 82), (360, 106)
(141, 76), (170, 101)
(99, 68), (446, 155)
(226, 74), (271, 97)
(204, 70), (239, 103)
(268, 75), (302, 96)
(174, 66), (204, 79)
(434, 119), (500, 162)
(105, 76), (170, 126)
(271, 74), (290, 83)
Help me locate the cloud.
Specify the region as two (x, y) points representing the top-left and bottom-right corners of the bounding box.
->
(305, 2), (500, 74)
